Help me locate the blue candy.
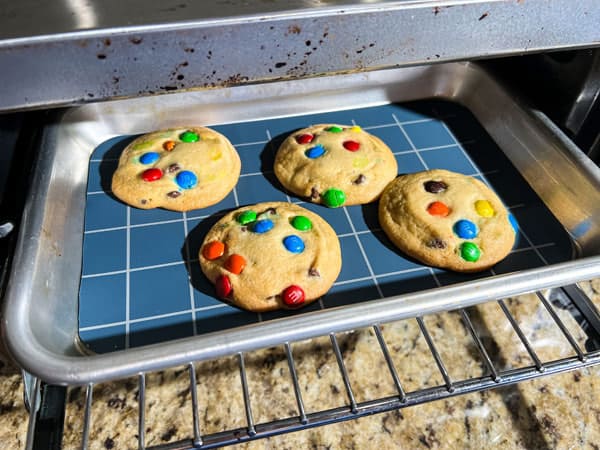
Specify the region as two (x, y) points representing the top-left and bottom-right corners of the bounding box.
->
(453, 219), (478, 239)
(305, 144), (326, 159)
(175, 170), (198, 189)
(139, 152), (159, 164)
(508, 213), (519, 234)
(283, 235), (305, 253)
(252, 219), (274, 234)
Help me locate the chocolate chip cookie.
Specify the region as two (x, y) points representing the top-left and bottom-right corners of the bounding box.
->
(274, 124), (397, 207)
(199, 202), (342, 311)
(378, 169), (517, 272)
(112, 127), (240, 211)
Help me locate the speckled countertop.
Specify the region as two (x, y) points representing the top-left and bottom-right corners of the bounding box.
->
(3, 281), (600, 449)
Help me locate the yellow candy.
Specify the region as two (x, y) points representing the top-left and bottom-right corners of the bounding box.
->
(210, 148), (222, 161)
(475, 200), (494, 217)
(350, 125), (362, 132)
(352, 156), (370, 168)
(132, 140), (156, 151)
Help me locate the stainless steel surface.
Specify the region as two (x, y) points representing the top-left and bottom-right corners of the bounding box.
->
(1, 0), (599, 112)
(47, 286), (600, 449)
(5, 62), (600, 386)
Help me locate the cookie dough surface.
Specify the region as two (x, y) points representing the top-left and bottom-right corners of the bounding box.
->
(111, 127), (240, 211)
(274, 124), (397, 207)
(199, 202), (342, 311)
(379, 169), (516, 272)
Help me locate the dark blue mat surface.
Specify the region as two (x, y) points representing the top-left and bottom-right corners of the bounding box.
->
(78, 100), (573, 353)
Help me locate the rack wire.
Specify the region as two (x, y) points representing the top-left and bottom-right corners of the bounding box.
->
(30, 281), (600, 449)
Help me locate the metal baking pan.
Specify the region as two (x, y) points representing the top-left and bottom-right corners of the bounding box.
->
(4, 62), (600, 385)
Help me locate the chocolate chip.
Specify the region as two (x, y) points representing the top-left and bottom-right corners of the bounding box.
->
(427, 238), (447, 249)
(424, 180), (448, 193)
(140, 199), (147, 205)
(309, 267), (320, 277)
(166, 163), (181, 173)
(104, 437), (115, 449)
(167, 191), (181, 198)
(265, 207), (277, 215)
(353, 174), (366, 185)
(240, 226), (248, 232)
(311, 187), (320, 200)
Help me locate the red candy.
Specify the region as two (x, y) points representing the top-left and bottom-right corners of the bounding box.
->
(282, 285), (305, 307)
(343, 140), (360, 151)
(141, 168), (163, 182)
(215, 275), (232, 298)
(296, 134), (314, 144)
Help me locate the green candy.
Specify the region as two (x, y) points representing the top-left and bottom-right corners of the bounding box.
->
(460, 242), (481, 262)
(291, 215), (312, 231)
(180, 131), (199, 143)
(237, 210), (257, 225)
(321, 188), (346, 208)
(325, 126), (343, 133)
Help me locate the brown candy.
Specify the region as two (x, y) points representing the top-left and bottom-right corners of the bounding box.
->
(426, 238), (447, 249)
(167, 191), (181, 198)
(424, 180), (448, 193)
(353, 174), (366, 185)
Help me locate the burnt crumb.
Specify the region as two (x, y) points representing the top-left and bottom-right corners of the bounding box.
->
(305, 40), (311, 46)
(167, 191), (181, 198)
(288, 25), (301, 34)
(107, 396), (126, 409)
(177, 74), (184, 80)
(330, 384), (340, 394)
(309, 267), (320, 277)
(104, 437), (115, 449)
(466, 399), (474, 409)
(240, 226), (248, 232)
(433, 6), (440, 15)
(87, 93), (94, 98)
(353, 174), (366, 185)
(538, 385), (549, 393)
(275, 62), (287, 68)
(184, 47), (195, 53)
(427, 238), (447, 249)
(130, 37), (143, 45)
(160, 85), (178, 91)
(112, 77), (119, 84)
(310, 187), (320, 200)
(573, 372), (581, 382)
(478, 12), (489, 20)
(161, 426), (177, 442)
(97, 53), (107, 59)
(104, 38), (111, 46)
(540, 414), (560, 440)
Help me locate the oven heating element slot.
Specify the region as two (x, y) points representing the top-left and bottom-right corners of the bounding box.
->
(30, 283), (600, 449)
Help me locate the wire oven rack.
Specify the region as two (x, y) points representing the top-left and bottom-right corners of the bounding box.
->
(25, 282), (600, 449)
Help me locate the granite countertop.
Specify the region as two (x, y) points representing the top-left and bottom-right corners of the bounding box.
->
(3, 280), (600, 449)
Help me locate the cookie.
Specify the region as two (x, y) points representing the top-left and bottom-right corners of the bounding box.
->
(274, 124), (397, 207)
(199, 202), (342, 312)
(378, 169), (517, 272)
(111, 127), (240, 211)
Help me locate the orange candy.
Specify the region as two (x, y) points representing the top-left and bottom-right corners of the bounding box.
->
(427, 201), (450, 217)
(163, 140), (176, 151)
(202, 241), (225, 260)
(225, 254), (246, 275)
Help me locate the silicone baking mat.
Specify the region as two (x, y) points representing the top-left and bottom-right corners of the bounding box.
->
(78, 100), (573, 353)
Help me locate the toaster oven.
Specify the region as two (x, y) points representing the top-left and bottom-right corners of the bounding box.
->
(1, 1), (600, 448)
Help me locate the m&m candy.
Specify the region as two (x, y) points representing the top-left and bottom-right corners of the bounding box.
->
(163, 140), (176, 151)
(343, 140), (360, 151)
(225, 254), (246, 275)
(321, 188), (346, 208)
(453, 219), (478, 239)
(296, 134), (314, 144)
(291, 215), (312, 231)
(460, 242), (481, 262)
(427, 201), (450, 217)
(283, 235), (305, 253)
(180, 131), (199, 142)
(141, 168), (163, 182)
(475, 200), (494, 217)
(424, 180), (447, 193)
(176, 170), (198, 189)
(282, 285), (305, 306)
(252, 219), (274, 234)
(139, 152), (159, 164)
(202, 241), (225, 260)
(215, 275), (232, 298)
(305, 144), (326, 159)
(326, 126), (343, 133)
(237, 210), (257, 225)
